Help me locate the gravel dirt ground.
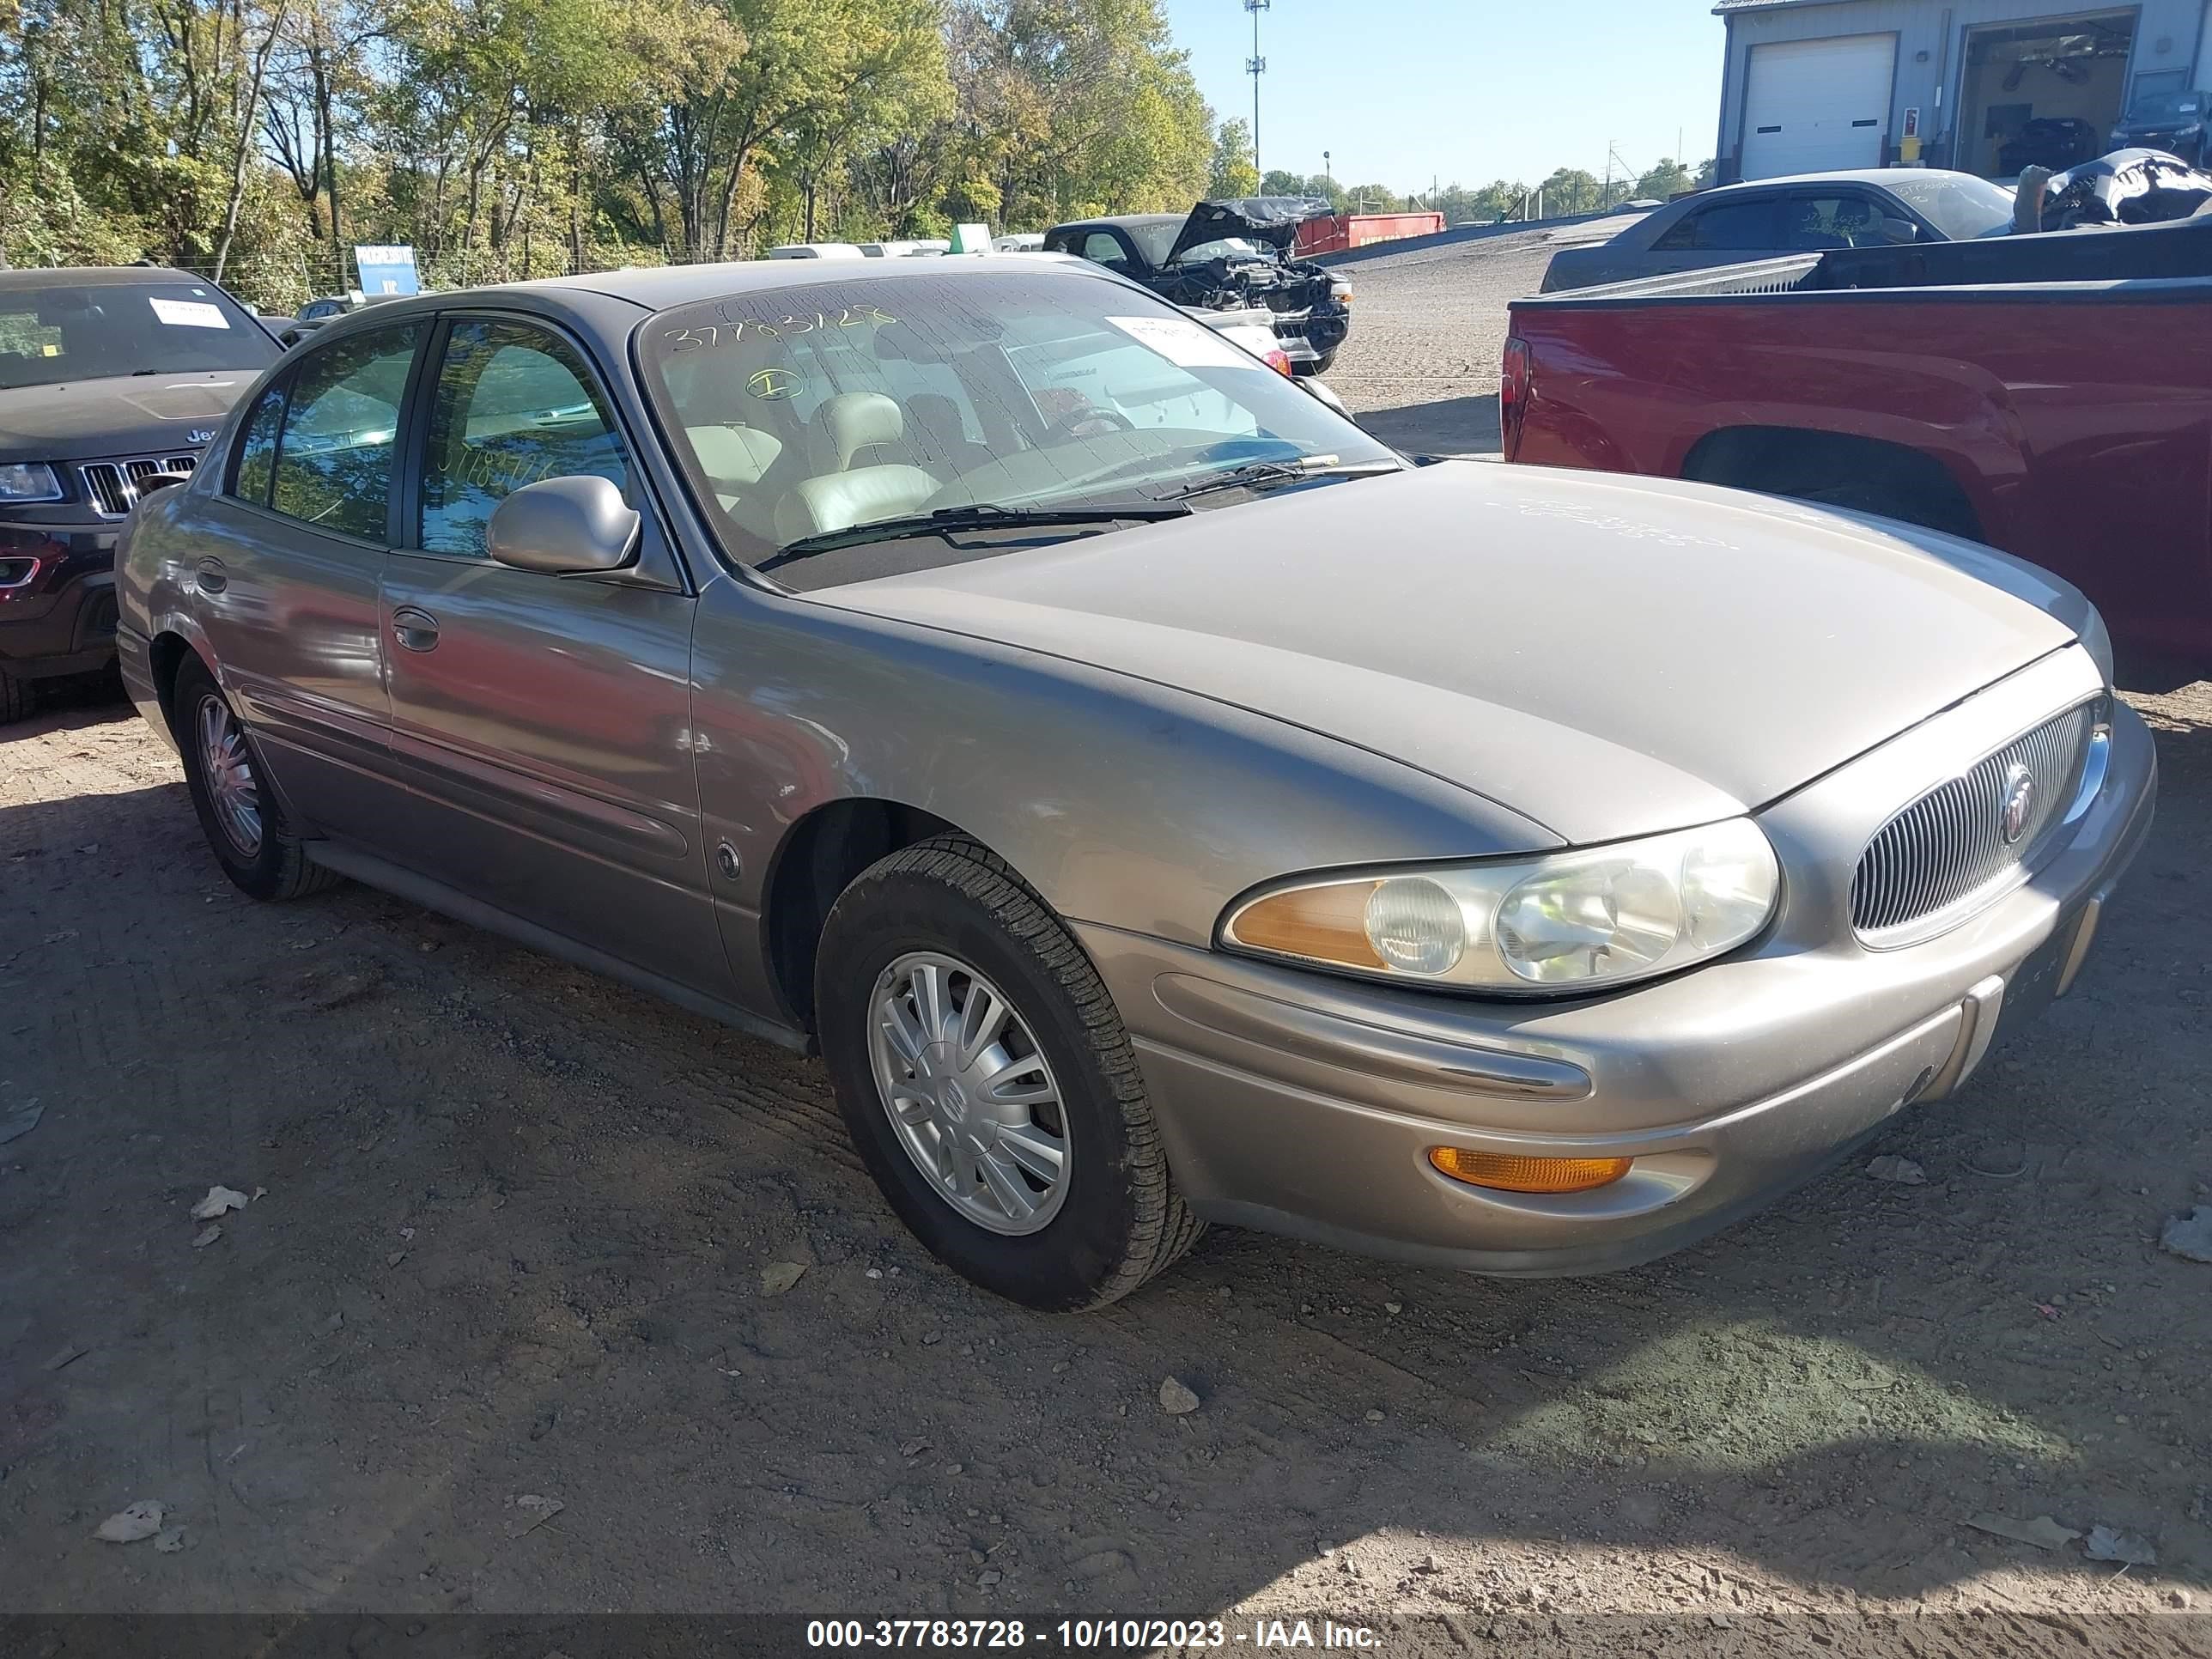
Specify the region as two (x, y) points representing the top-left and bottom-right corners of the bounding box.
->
(4, 233), (2212, 1655)
(1320, 226), (1561, 453)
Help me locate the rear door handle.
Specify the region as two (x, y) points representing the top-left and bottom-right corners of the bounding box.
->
(391, 605), (440, 653)
(195, 556), (228, 595)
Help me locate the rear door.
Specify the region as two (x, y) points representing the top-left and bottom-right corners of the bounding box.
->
(376, 313), (729, 997)
(1642, 195), (1784, 277)
(191, 321), (421, 833)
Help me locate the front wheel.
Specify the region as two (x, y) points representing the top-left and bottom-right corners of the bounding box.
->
(173, 656), (337, 902)
(0, 664), (27, 726)
(815, 836), (1201, 1310)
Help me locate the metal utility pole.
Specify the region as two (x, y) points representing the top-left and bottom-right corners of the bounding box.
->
(1245, 0), (1271, 178)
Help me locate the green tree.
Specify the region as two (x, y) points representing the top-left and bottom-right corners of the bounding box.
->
(1539, 166), (1601, 216)
(1635, 156), (1694, 199)
(1208, 117), (1256, 198)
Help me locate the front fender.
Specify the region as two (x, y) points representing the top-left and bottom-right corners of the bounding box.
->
(686, 573), (1555, 1000)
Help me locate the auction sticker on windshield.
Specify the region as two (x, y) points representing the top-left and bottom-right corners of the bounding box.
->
(149, 298), (230, 329)
(1105, 313), (1259, 371)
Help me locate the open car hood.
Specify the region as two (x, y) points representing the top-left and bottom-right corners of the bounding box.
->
(1164, 197), (1331, 264)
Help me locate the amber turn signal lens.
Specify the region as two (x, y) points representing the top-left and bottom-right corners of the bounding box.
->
(1428, 1148), (1632, 1194)
(1230, 880), (1383, 968)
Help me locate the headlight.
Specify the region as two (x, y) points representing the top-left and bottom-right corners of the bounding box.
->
(1220, 818), (1780, 995)
(0, 464), (64, 504)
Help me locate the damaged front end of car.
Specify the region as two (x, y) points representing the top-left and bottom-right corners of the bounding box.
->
(1146, 197), (1352, 373)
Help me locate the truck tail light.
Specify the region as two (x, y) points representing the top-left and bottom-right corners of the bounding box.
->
(1499, 335), (1533, 458)
(1263, 343), (1295, 377)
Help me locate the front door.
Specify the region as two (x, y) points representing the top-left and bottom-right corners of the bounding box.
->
(187, 322), (421, 832)
(377, 315), (728, 998)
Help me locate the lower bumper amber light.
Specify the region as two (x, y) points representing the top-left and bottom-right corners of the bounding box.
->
(1428, 1148), (1632, 1194)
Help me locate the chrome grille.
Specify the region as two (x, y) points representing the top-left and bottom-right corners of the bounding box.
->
(1851, 702), (2101, 941)
(79, 453), (198, 519)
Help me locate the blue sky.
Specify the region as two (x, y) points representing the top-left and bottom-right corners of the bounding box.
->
(1161, 0), (1729, 191)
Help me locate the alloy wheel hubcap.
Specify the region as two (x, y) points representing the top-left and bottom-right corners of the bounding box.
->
(867, 951), (1070, 1235)
(196, 693), (262, 859)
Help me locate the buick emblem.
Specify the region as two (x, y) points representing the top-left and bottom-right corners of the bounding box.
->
(2000, 764), (2036, 846)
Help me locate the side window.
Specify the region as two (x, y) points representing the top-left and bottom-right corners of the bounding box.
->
(230, 382), (286, 506)
(1653, 199), (1778, 252)
(1080, 232), (1131, 269)
(1777, 193), (1881, 250)
(267, 325), (420, 539)
(419, 319), (632, 557)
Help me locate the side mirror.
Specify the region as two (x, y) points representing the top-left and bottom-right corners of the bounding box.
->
(486, 475), (641, 576)
(1880, 216), (1920, 244)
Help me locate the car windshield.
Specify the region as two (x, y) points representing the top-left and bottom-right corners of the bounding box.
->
(642, 270), (1395, 584)
(1880, 173), (2019, 240)
(2127, 91), (2202, 122)
(0, 281), (276, 389)
(1121, 222), (1183, 266)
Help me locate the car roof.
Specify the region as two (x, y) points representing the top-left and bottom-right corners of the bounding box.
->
(288, 252), (1116, 348)
(0, 264), (209, 293)
(1701, 168), (1986, 193)
(498, 252), (1103, 312)
(1049, 216), (1182, 233)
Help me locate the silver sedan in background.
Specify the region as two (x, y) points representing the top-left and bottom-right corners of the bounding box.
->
(113, 254), (2153, 1310)
(1539, 169), (2020, 292)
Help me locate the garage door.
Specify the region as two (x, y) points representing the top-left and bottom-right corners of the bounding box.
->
(1741, 34), (1897, 179)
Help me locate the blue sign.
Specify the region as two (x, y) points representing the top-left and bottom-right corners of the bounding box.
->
(352, 245), (420, 297)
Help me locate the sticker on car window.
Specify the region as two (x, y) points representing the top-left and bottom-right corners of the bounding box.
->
(1105, 314), (1259, 371)
(747, 367), (805, 401)
(149, 298), (231, 330)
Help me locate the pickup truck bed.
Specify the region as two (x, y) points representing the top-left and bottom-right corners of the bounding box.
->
(1504, 216), (2212, 659)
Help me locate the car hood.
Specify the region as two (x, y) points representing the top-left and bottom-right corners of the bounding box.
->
(814, 464), (2081, 845)
(1164, 197), (1330, 264)
(0, 373), (258, 463)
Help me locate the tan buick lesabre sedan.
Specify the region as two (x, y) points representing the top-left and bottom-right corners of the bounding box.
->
(112, 256), (2155, 1309)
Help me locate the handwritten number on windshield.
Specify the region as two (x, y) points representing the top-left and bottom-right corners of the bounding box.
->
(665, 305), (896, 352)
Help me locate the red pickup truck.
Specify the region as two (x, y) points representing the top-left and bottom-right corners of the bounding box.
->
(1502, 216), (2212, 659)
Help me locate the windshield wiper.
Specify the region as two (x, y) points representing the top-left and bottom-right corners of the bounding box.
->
(1157, 457), (1403, 502)
(760, 501), (1191, 568)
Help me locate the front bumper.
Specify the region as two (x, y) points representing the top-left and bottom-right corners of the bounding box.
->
(0, 520), (122, 678)
(1078, 651), (2157, 1276)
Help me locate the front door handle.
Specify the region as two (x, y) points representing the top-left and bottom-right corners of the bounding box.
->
(195, 556), (228, 595)
(391, 605), (441, 653)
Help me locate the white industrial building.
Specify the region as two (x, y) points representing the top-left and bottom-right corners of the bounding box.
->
(1713, 0), (2212, 179)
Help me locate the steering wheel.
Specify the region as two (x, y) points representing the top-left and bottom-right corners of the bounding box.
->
(1053, 408), (1136, 441)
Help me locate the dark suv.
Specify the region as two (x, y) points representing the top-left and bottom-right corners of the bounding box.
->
(0, 268), (276, 720)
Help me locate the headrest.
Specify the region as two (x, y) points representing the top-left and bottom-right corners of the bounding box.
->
(816, 392), (904, 470)
(687, 424), (783, 487)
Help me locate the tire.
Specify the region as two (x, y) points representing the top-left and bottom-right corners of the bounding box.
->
(0, 665), (27, 726)
(173, 656), (337, 902)
(815, 836), (1202, 1310)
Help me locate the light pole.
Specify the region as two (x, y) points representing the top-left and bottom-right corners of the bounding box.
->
(1245, 0), (1271, 179)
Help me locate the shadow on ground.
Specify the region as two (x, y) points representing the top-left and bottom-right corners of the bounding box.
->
(1354, 394), (1501, 458)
